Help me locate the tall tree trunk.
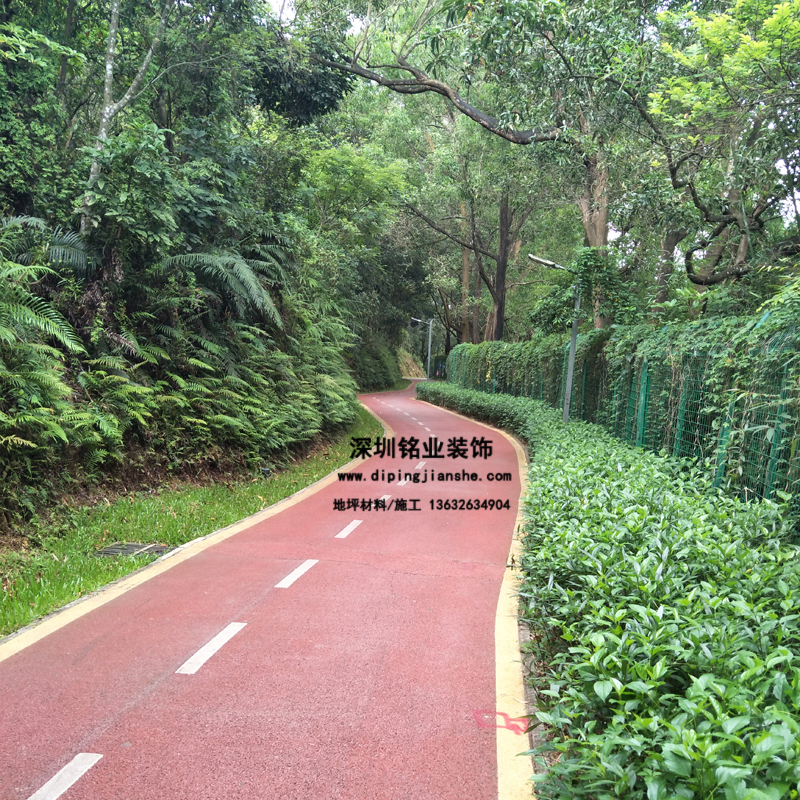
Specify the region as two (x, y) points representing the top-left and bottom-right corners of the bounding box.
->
(438, 287), (453, 354)
(483, 309), (494, 342)
(460, 202), (471, 344)
(56, 0), (77, 101)
(80, 0), (173, 233)
(492, 190), (512, 340)
(472, 253), (482, 344)
(655, 227), (687, 306)
(576, 151), (611, 328)
(156, 87), (173, 152)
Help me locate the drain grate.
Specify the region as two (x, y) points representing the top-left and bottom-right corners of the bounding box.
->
(95, 542), (173, 557)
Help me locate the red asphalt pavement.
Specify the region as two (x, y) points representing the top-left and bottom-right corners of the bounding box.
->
(0, 382), (522, 800)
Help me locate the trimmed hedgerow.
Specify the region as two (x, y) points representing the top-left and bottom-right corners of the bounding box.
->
(417, 381), (800, 800)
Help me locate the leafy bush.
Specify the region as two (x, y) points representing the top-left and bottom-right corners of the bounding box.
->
(0, 215), (360, 527)
(349, 334), (402, 391)
(418, 382), (800, 800)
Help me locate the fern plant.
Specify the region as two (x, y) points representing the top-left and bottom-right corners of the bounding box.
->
(0, 218), (87, 519)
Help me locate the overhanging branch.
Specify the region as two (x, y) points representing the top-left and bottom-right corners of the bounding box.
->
(312, 54), (565, 145)
(404, 203), (496, 261)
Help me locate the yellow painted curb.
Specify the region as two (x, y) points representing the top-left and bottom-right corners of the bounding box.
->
(0, 403), (392, 664)
(416, 399), (534, 799)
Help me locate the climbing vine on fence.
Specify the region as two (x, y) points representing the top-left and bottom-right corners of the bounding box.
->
(446, 306), (800, 503)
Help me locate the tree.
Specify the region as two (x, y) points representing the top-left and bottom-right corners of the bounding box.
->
(80, 0), (173, 232)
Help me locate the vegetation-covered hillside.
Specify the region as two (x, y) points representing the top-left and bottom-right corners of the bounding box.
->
(1, 0), (798, 528)
(0, 0), (431, 526)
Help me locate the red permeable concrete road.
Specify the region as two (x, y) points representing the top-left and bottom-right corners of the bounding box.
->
(0, 382), (522, 800)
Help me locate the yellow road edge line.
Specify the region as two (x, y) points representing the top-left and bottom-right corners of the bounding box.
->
(0, 402), (392, 664)
(415, 398), (534, 799)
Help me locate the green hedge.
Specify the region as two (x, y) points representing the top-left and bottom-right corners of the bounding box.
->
(417, 382), (800, 800)
(445, 313), (800, 504)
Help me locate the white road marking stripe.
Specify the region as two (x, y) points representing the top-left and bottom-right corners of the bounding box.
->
(380, 494), (392, 502)
(335, 520), (363, 539)
(416, 461), (426, 469)
(424, 427), (431, 432)
(397, 479), (408, 486)
(275, 559), (319, 589)
(176, 623), (246, 674)
(27, 753), (103, 800)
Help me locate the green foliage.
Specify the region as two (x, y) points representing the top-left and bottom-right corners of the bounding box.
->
(445, 304), (800, 503)
(0, 218), (82, 465)
(417, 381), (800, 800)
(0, 49), (80, 221)
(80, 122), (181, 250)
(254, 29), (354, 126)
(349, 334), (402, 391)
(0, 1), (423, 528)
(528, 248), (641, 333)
(0, 22), (83, 66)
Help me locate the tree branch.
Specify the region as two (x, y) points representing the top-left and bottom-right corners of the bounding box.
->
(684, 221), (749, 285)
(109, 0), (174, 119)
(404, 203), (496, 261)
(312, 54), (565, 145)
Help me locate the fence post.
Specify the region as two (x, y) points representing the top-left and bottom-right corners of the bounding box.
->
(764, 366), (790, 499)
(580, 360), (588, 420)
(559, 342), (569, 413)
(713, 399), (736, 488)
(635, 360), (649, 448)
(673, 370), (689, 458)
(625, 368), (639, 444)
(611, 380), (619, 435)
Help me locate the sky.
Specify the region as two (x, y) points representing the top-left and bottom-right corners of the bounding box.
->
(268, 0), (295, 23)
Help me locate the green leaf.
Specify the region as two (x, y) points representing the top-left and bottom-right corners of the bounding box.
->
(594, 680), (613, 702)
(722, 716), (751, 735)
(662, 747), (693, 777)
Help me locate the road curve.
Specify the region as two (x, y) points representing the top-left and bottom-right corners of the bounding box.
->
(0, 382), (527, 800)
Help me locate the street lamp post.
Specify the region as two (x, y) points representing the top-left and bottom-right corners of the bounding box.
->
(411, 316), (434, 379)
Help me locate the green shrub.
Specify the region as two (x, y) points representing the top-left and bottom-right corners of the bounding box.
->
(349, 334), (401, 391)
(418, 382), (800, 800)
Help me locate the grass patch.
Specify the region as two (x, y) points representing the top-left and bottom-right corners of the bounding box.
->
(418, 382), (800, 800)
(0, 405), (382, 637)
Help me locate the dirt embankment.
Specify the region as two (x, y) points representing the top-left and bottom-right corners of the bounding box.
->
(397, 348), (425, 378)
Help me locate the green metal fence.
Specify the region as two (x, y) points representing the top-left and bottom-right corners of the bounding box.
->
(446, 327), (800, 503)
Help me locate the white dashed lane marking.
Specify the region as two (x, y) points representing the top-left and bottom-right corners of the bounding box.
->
(335, 520), (362, 539)
(175, 623), (247, 675)
(275, 559), (319, 589)
(27, 753), (103, 800)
